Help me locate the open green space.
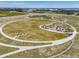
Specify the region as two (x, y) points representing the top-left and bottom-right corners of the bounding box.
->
(51, 14), (79, 32)
(3, 19), (68, 41)
(56, 34), (79, 58)
(0, 45), (18, 55)
(6, 41), (71, 58)
(0, 34), (51, 46)
(0, 11), (25, 17)
(0, 12), (78, 58)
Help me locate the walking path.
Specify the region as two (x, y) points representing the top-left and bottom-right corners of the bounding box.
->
(0, 15), (77, 58)
(0, 20), (77, 43)
(50, 39), (74, 58)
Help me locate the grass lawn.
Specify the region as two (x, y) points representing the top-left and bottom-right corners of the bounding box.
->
(0, 45), (18, 55)
(56, 34), (79, 58)
(6, 41), (71, 58)
(51, 14), (79, 32)
(0, 11), (25, 17)
(3, 19), (68, 41)
(0, 34), (51, 46)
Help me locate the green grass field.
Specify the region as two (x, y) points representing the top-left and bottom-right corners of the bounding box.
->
(56, 34), (79, 58)
(0, 34), (51, 46)
(0, 45), (18, 55)
(3, 19), (68, 41)
(51, 14), (79, 32)
(0, 12), (79, 58)
(6, 41), (72, 58)
(0, 11), (25, 17)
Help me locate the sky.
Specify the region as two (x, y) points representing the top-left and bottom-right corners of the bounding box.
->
(0, 1), (79, 8)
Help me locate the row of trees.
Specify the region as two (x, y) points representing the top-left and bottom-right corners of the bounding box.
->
(0, 8), (25, 12)
(53, 10), (79, 15)
(0, 8), (79, 15)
